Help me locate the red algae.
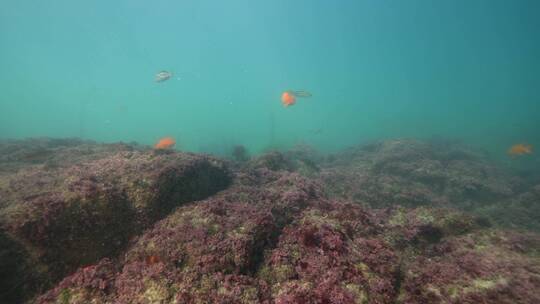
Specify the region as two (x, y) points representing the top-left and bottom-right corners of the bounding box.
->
(2, 138), (540, 303)
(0, 140), (231, 302)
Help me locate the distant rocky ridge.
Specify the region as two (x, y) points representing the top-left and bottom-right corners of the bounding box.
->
(319, 139), (540, 231)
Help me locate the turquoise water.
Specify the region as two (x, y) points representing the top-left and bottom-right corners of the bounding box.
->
(1, 0), (539, 158)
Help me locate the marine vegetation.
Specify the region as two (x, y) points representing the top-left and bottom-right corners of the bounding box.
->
(0, 138), (539, 304)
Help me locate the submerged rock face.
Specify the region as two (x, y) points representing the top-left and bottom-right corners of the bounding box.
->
(0, 141), (231, 302)
(320, 139), (538, 230)
(0, 138), (140, 173)
(476, 184), (540, 231)
(321, 139), (514, 207)
(398, 230), (540, 303)
(36, 169), (324, 303)
(0, 228), (44, 304)
(35, 191), (540, 304)
(260, 203), (399, 304)
(2, 138), (539, 303)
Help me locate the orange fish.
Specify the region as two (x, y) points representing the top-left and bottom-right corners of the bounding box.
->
(281, 90), (312, 107)
(281, 91), (296, 107)
(507, 143), (533, 156)
(154, 137), (176, 149)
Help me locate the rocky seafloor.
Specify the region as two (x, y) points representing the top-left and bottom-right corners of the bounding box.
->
(0, 138), (539, 303)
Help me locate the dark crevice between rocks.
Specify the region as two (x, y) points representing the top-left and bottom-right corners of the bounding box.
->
(0, 229), (46, 304)
(148, 163), (232, 224)
(240, 230), (278, 276)
(240, 206), (304, 277)
(413, 225), (444, 245)
(42, 195), (138, 282)
(393, 261), (406, 302)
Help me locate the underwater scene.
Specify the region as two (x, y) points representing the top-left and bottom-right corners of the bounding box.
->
(1, 1), (539, 303)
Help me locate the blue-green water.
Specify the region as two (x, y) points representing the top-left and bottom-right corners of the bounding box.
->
(1, 0), (539, 159)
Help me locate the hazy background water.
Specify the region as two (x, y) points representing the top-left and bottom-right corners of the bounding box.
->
(1, 0), (539, 162)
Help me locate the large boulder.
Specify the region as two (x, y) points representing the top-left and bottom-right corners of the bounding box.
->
(0, 141), (231, 302)
(36, 169), (324, 303)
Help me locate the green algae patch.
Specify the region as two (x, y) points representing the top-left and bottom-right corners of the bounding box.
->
(446, 277), (508, 300)
(140, 280), (171, 303)
(259, 264), (296, 284)
(415, 207), (436, 224)
(344, 283), (368, 304)
(58, 289), (71, 304)
(387, 207), (408, 226)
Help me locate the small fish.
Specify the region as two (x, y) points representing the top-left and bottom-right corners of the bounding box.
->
(155, 71), (172, 82)
(281, 90), (312, 107)
(508, 143), (533, 156)
(154, 137), (176, 149)
(288, 90), (312, 98)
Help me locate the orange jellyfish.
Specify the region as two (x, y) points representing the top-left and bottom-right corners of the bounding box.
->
(281, 90), (312, 107)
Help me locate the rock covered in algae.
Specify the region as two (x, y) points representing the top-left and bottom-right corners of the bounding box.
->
(378, 205), (484, 248)
(259, 202), (399, 304)
(0, 137), (142, 173)
(247, 148), (321, 178)
(34, 168), (540, 303)
(36, 169), (323, 303)
(0, 140), (231, 302)
(398, 230), (540, 303)
(475, 183), (540, 231)
(321, 139), (515, 207)
(3, 138), (540, 304)
(319, 139), (539, 231)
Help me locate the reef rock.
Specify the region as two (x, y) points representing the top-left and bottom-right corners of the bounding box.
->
(398, 230), (540, 303)
(320, 139), (536, 230)
(36, 195), (540, 304)
(36, 169), (323, 303)
(3, 138), (540, 304)
(0, 141), (231, 302)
